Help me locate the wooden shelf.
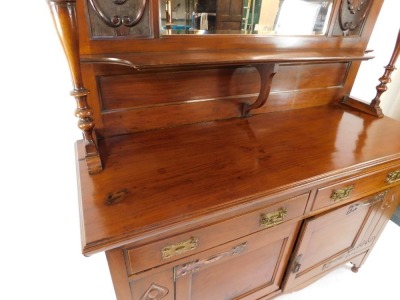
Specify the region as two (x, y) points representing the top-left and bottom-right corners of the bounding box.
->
(77, 105), (400, 255)
(80, 49), (373, 71)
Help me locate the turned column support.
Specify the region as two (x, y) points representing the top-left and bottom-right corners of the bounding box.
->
(48, 0), (102, 174)
(369, 29), (400, 117)
(342, 29), (400, 117)
(242, 63), (278, 117)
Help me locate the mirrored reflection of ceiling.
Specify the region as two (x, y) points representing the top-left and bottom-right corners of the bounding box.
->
(161, 0), (333, 35)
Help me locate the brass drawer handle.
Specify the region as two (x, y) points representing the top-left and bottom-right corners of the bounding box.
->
(386, 170), (400, 184)
(347, 190), (389, 215)
(260, 207), (288, 228)
(330, 185), (354, 202)
(161, 237), (199, 260)
(174, 242), (247, 280)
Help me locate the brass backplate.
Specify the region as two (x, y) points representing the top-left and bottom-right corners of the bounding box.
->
(330, 185), (354, 202)
(386, 170), (400, 184)
(161, 237), (199, 260)
(260, 207), (288, 228)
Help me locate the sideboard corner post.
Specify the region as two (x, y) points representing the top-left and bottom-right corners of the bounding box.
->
(369, 29), (400, 117)
(47, 0), (102, 174)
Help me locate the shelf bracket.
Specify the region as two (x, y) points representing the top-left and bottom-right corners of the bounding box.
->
(242, 63), (278, 117)
(48, 0), (102, 174)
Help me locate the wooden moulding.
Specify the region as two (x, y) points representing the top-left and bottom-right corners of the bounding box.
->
(80, 49), (374, 71)
(342, 29), (400, 118)
(47, 0), (102, 174)
(81, 49), (374, 123)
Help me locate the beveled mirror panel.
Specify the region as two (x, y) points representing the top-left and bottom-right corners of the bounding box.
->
(161, 0), (333, 35)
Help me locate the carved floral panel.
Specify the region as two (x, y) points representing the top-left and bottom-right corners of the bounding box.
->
(333, 0), (372, 36)
(87, 0), (151, 38)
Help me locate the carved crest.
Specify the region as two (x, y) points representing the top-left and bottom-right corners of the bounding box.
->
(88, 0), (147, 28)
(338, 0), (372, 35)
(87, 0), (151, 37)
(347, 0), (365, 14)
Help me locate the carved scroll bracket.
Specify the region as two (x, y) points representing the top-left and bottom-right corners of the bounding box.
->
(48, 0), (102, 174)
(242, 63), (279, 117)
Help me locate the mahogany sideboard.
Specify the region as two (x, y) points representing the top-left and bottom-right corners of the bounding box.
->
(47, 0), (400, 299)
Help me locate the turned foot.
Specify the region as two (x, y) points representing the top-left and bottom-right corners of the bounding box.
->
(351, 264), (360, 273)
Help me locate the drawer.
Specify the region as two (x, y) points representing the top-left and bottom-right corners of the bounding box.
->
(125, 193), (309, 274)
(311, 165), (400, 212)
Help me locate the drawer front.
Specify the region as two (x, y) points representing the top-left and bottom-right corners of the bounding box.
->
(125, 193), (309, 274)
(311, 165), (400, 212)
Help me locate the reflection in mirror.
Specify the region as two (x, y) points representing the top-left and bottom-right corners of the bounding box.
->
(161, 0), (333, 35)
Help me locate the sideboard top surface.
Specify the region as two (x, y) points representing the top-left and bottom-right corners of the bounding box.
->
(77, 104), (400, 255)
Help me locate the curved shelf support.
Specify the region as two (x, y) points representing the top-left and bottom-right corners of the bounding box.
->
(48, 0), (102, 174)
(242, 64), (279, 117)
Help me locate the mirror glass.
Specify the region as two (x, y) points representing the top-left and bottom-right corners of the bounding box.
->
(160, 0), (333, 35)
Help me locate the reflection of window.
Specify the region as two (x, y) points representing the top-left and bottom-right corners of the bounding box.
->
(275, 0), (332, 35)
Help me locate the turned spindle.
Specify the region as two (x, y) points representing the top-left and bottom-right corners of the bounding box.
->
(370, 29), (400, 117)
(47, 0), (102, 174)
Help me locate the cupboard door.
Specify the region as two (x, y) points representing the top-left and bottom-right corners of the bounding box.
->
(283, 190), (390, 291)
(174, 221), (300, 300)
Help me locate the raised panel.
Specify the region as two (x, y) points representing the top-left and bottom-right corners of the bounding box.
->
(272, 63), (348, 91)
(175, 221), (301, 300)
(86, 0), (152, 38)
(98, 63), (347, 111)
(130, 269), (174, 300)
(94, 62), (348, 135)
(99, 67), (259, 111)
(283, 190), (388, 291)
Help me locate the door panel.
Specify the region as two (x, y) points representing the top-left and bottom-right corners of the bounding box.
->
(283, 190), (389, 291)
(175, 221), (301, 300)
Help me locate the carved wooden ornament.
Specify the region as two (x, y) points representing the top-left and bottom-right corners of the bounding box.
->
(87, 0), (151, 37)
(140, 283), (169, 300)
(338, 0), (372, 36)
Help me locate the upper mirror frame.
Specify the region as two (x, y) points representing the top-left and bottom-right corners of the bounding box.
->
(160, 0), (334, 36)
(83, 0), (374, 43)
